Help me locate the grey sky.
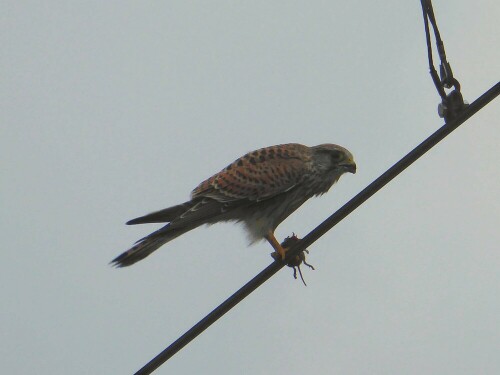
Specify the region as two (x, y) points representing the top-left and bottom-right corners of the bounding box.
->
(2, 2), (499, 374)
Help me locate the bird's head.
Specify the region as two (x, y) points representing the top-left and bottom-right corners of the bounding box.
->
(311, 144), (357, 176)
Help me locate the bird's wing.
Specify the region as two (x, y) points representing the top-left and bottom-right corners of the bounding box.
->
(191, 144), (312, 202)
(126, 202), (192, 224)
(126, 198), (231, 229)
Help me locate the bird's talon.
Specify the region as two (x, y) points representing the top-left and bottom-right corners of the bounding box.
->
(271, 250), (288, 263)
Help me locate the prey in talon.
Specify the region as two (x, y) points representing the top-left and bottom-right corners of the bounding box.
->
(111, 143), (356, 268)
(271, 234), (315, 286)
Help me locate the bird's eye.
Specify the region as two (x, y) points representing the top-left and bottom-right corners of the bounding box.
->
(330, 151), (344, 162)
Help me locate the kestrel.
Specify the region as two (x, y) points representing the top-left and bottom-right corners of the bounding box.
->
(111, 143), (356, 267)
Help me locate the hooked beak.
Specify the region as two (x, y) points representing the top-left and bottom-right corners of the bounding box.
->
(340, 160), (356, 174)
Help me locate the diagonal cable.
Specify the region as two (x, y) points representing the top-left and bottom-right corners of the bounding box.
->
(134, 81), (499, 375)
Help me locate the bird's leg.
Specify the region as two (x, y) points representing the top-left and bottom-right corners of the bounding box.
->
(265, 231), (287, 260)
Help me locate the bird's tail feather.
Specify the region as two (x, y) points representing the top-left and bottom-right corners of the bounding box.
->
(110, 224), (193, 267)
(113, 198), (227, 267)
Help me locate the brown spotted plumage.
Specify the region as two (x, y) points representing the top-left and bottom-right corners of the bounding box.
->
(192, 144), (311, 202)
(111, 143), (356, 267)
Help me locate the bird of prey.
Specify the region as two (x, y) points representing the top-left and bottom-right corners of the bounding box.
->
(111, 143), (356, 267)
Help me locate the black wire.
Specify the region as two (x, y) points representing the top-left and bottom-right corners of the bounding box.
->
(134, 81), (500, 375)
(421, 0), (447, 99)
(425, 1), (447, 64)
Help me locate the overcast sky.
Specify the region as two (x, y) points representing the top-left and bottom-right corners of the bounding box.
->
(2, 2), (499, 374)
